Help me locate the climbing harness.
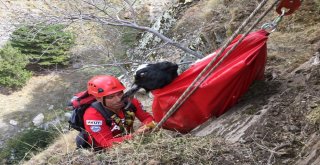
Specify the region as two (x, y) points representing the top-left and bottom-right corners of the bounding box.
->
(153, 0), (302, 132)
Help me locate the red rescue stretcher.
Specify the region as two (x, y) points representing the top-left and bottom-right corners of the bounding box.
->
(152, 30), (269, 133)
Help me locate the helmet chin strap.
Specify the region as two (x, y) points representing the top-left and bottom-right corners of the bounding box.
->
(101, 96), (124, 113)
(102, 96), (107, 107)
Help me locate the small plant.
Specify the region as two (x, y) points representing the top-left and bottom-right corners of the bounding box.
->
(0, 44), (32, 89)
(0, 128), (57, 164)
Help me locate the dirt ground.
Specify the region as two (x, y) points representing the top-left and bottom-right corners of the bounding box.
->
(0, 70), (94, 148)
(0, 74), (59, 147)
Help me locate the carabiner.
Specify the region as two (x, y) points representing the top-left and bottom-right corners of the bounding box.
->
(261, 9), (285, 32)
(273, 9), (286, 26)
(276, 0), (301, 15)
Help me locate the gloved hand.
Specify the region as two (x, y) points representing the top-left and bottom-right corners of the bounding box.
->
(134, 121), (157, 135)
(145, 121), (156, 129)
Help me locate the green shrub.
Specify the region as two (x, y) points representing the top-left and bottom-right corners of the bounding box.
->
(10, 24), (75, 66)
(121, 27), (140, 48)
(0, 128), (57, 164)
(0, 44), (32, 89)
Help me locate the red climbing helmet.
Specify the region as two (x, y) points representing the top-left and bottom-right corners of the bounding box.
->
(87, 75), (125, 98)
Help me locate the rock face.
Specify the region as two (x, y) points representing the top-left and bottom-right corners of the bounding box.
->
(129, 1), (181, 62)
(192, 53), (320, 164)
(137, 0), (178, 23)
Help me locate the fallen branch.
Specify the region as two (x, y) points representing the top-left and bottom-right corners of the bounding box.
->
(254, 141), (291, 165)
(267, 143), (291, 165)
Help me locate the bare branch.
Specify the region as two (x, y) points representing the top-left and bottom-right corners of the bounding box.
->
(0, 0), (9, 9)
(6, 0), (204, 61)
(62, 12), (203, 58)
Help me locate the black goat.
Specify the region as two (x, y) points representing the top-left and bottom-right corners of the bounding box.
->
(123, 61), (178, 100)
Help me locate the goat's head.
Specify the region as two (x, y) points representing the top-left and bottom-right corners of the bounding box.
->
(134, 61), (178, 91)
(122, 61), (178, 100)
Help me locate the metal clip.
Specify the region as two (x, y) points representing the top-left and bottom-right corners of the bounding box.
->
(261, 9), (285, 32)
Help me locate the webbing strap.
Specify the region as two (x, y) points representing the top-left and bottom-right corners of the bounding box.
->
(91, 101), (114, 126)
(91, 101), (137, 127)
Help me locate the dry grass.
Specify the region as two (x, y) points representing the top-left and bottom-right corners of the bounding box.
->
(266, 0), (320, 73)
(23, 131), (77, 165)
(173, 0), (226, 37)
(23, 130), (253, 164)
(307, 106), (320, 125)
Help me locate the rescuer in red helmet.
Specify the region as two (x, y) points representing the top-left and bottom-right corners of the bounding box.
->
(84, 75), (155, 149)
